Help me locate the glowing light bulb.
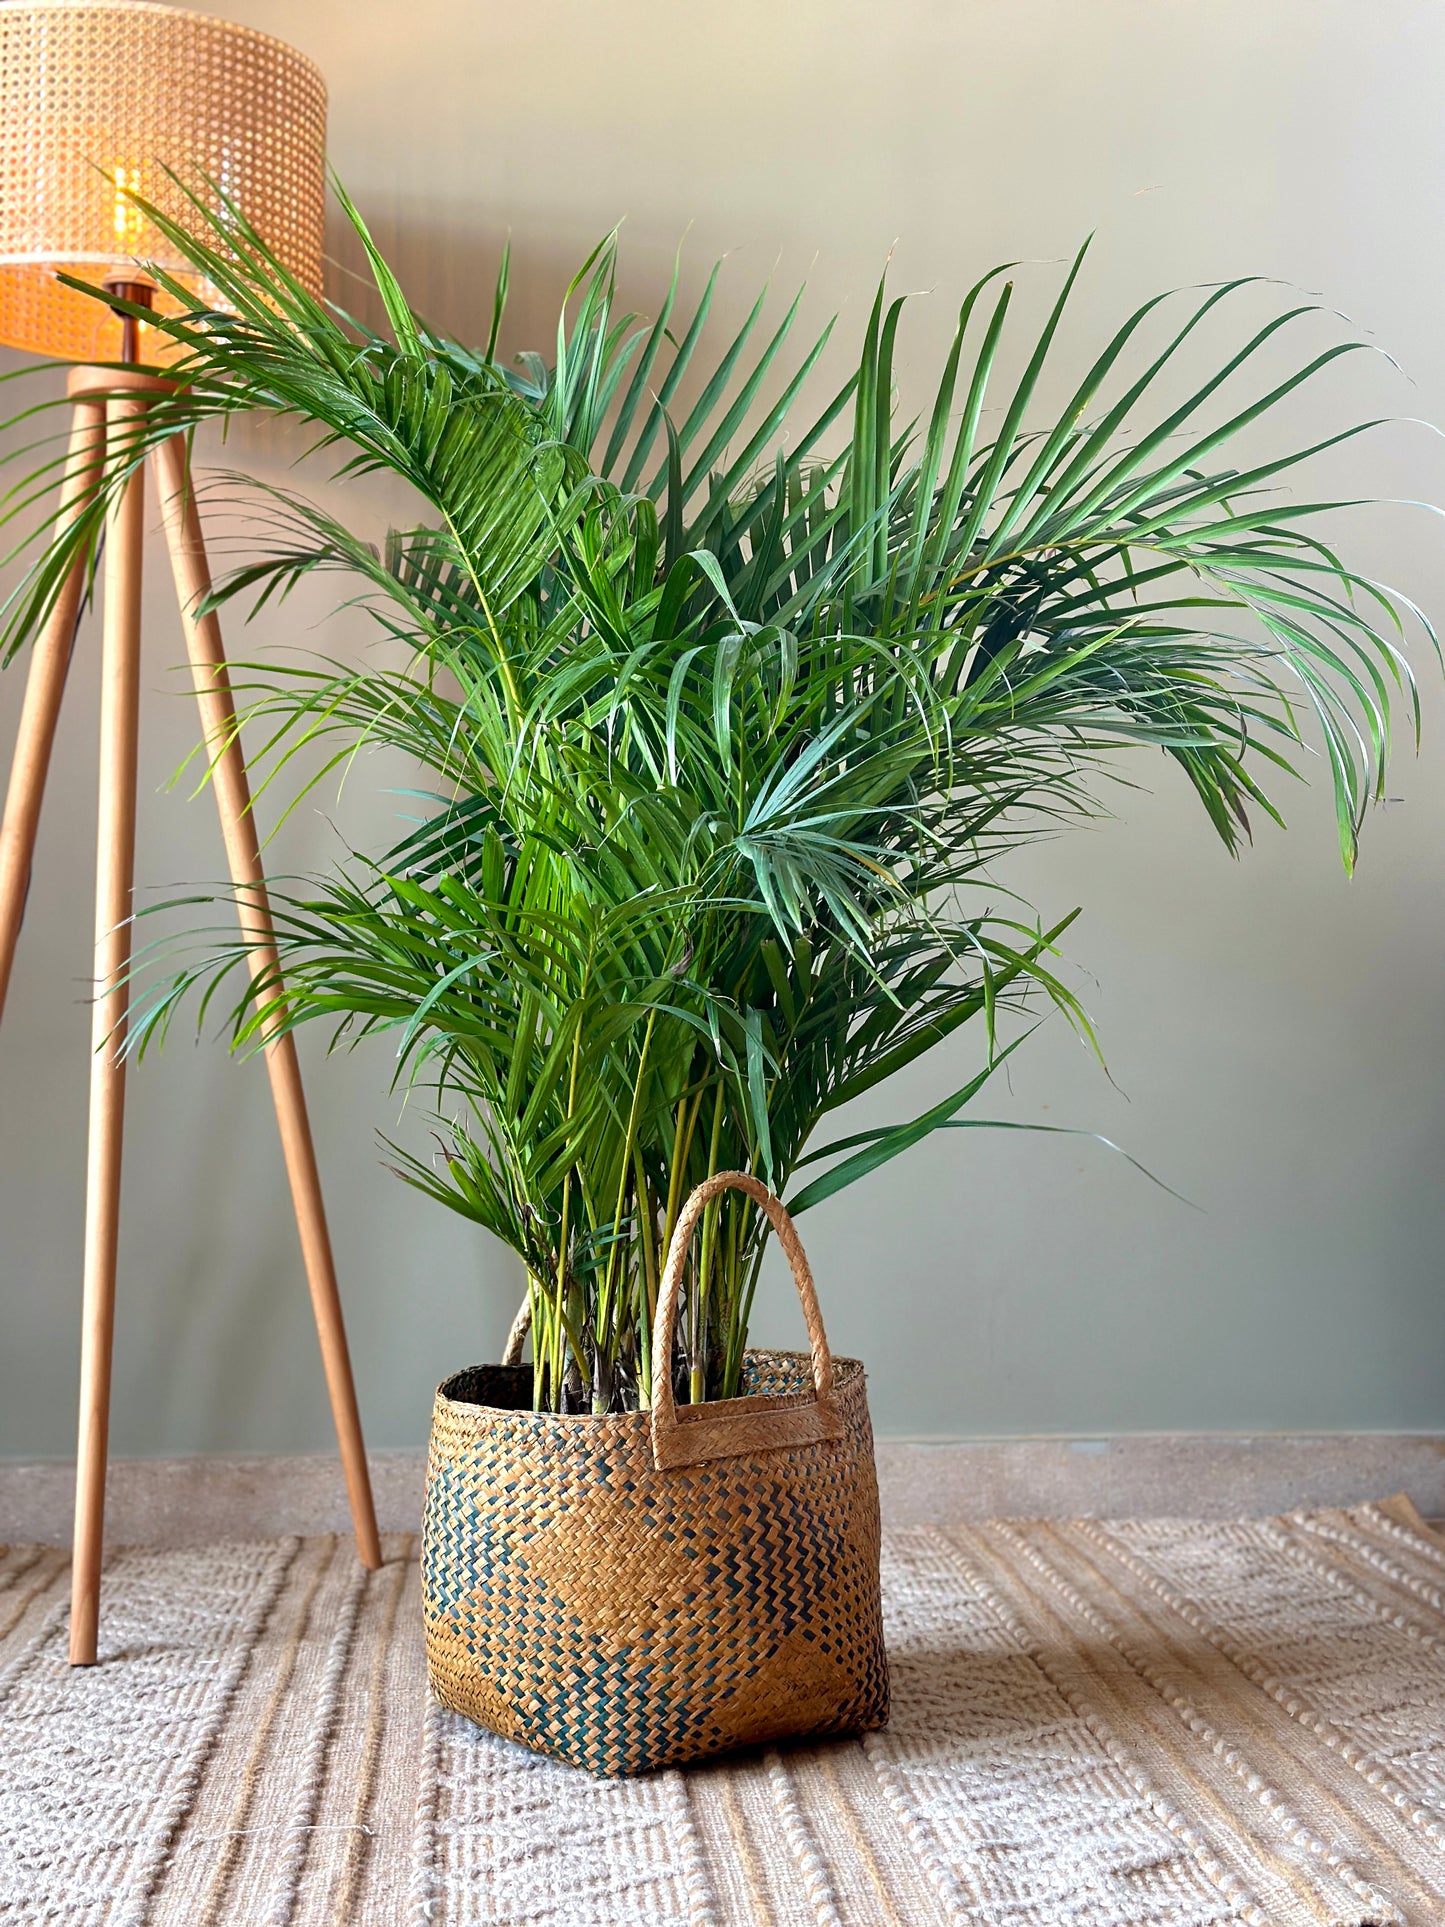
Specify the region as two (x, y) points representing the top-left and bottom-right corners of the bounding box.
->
(109, 165), (148, 255)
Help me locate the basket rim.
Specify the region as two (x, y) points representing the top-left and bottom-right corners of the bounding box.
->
(433, 1347), (866, 1432)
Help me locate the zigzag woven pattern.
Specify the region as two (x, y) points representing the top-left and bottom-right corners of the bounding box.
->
(421, 1350), (889, 1777)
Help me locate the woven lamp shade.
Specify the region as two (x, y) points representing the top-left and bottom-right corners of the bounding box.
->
(0, 0), (325, 362)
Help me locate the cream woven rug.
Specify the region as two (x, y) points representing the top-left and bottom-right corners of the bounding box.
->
(2, 1497), (1443, 1926)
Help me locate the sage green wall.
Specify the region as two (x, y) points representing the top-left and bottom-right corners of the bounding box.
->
(3, 0), (1444, 1454)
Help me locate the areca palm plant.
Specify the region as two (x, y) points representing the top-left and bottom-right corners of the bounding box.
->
(1, 186), (1430, 1413)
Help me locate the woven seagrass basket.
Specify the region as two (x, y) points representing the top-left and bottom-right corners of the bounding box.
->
(421, 1171), (889, 1777)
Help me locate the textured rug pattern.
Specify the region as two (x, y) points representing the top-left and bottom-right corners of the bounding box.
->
(1, 1497), (1442, 1924)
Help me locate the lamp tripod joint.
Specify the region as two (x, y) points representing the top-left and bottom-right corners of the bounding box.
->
(97, 271), (156, 366)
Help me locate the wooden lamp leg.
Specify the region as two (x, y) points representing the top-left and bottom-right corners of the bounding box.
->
(149, 432), (382, 1573)
(70, 394), (147, 1665)
(0, 398), (108, 1022)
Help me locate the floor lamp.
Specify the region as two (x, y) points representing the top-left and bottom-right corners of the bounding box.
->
(0, 2), (382, 1666)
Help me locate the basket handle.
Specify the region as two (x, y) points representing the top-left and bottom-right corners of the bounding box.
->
(650, 1171), (841, 1471)
(501, 1295), (531, 1367)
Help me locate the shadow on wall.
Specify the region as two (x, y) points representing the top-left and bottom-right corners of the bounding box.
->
(327, 195), (576, 347)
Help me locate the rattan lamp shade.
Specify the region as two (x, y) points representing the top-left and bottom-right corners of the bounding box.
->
(0, 0), (325, 361)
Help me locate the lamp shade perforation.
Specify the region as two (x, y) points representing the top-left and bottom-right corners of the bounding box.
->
(0, 0), (326, 361)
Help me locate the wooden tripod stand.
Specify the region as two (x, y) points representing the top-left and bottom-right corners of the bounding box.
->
(0, 343), (383, 1665)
